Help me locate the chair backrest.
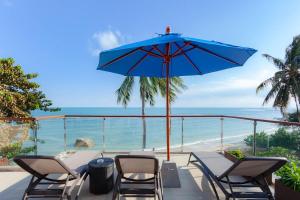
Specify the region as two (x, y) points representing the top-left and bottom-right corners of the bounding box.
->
(115, 155), (159, 175)
(218, 157), (287, 179)
(14, 155), (78, 179)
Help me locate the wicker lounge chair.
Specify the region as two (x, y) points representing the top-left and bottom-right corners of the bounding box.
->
(187, 151), (287, 200)
(14, 151), (100, 200)
(113, 155), (163, 200)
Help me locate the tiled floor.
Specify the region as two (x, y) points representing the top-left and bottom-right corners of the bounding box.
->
(0, 153), (272, 200)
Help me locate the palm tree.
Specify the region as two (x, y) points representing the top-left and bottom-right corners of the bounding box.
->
(116, 77), (186, 149)
(257, 35), (300, 121)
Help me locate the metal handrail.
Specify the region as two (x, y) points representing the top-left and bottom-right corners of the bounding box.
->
(2, 114), (300, 126)
(2, 114), (300, 156)
(31, 114), (300, 126)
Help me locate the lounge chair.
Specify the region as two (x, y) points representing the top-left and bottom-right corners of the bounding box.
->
(14, 151), (100, 200)
(113, 155), (163, 200)
(187, 151), (287, 200)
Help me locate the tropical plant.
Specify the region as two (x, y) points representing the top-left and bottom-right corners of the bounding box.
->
(270, 128), (300, 151)
(0, 58), (59, 118)
(287, 111), (300, 122)
(276, 160), (300, 192)
(0, 136), (44, 160)
(244, 128), (300, 151)
(116, 77), (186, 148)
(244, 131), (269, 148)
(257, 147), (298, 160)
(226, 149), (245, 159)
(256, 35), (300, 121)
(0, 58), (57, 160)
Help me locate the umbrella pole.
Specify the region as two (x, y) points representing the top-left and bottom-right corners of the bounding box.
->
(166, 65), (170, 161)
(165, 26), (171, 161)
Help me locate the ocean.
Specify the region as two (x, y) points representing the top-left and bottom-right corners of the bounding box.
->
(31, 107), (282, 155)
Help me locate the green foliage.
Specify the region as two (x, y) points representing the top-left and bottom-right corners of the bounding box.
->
(226, 149), (245, 159)
(276, 160), (300, 192)
(0, 142), (33, 159)
(0, 58), (60, 118)
(244, 128), (300, 151)
(244, 131), (268, 148)
(116, 76), (187, 108)
(270, 128), (300, 151)
(0, 135), (44, 159)
(256, 35), (300, 118)
(287, 111), (300, 122)
(257, 147), (298, 160)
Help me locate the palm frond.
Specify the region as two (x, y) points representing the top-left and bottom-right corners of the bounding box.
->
(262, 54), (286, 70)
(285, 35), (300, 64)
(115, 76), (134, 107)
(256, 77), (274, 94)
(139, 77), (156, 106)
(273, 84), (290, 113)
(262, 81), (281, 105)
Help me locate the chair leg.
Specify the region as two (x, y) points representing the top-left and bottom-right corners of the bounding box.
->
(112, 175), (121, 200)
(196, 164), (220, 200)
(22, 194), (28, 200)
(158, 172), (164, 200)
(225, 176), (235, 200)
(22, 175), (35, 200)
(187, 153), (192, 166)
(256, 176), (274, 200)
(75, 172), (89, 200)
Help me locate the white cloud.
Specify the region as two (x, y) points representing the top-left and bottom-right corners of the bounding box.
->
(91, 29), (124, 56)
(183, 69), (276, 96)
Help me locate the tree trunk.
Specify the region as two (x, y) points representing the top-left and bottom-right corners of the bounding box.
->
(141, 94), (147, 149)
(294, 96), (300, 122)
(292, 90), (300, 122)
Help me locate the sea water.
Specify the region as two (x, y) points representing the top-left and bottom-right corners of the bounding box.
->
(31, 107), (282, 155)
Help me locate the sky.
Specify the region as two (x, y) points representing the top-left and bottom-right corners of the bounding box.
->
(1, 0), (300, 108)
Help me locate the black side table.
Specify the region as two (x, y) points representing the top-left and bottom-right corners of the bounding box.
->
(88, 157), (114, 194)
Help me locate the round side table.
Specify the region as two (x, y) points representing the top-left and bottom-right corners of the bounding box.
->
(88, 157), (114, 194)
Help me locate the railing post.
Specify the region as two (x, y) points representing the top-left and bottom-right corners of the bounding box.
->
(267, 134), (270, 150)
(33, 125), (38, 156)
(253, 120), (257, 156)
(181, 117), (184, 152)
(63, 118), (67, 152)
(220, 117), (224, 152)
(102, 117), (105, 152)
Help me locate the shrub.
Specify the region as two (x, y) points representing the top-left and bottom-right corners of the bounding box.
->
(287, 112), (300, 122)
(270, 128), (300, 151)
(276, 160), (300, 192)
(244, 131), (268, 148)
(0, 142), (23, 160)
(0, 139), (38, 160)
(257, 147), (298, 160)
(226, 149), (245, 159)
(244, 128), (300, 151)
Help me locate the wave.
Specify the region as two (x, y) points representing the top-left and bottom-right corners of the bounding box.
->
(151, 127), (277, 151)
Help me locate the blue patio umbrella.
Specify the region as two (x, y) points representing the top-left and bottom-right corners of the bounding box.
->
(97, 27), (256, 160)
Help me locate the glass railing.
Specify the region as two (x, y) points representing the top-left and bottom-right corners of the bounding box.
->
(1, 115), (299, 160)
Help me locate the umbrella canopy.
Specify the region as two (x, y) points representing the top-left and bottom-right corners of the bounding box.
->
(97, 27), (256, 160)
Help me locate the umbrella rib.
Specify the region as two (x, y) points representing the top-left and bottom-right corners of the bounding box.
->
(126, 48), (154, 75)
(174, 42), (202, 75)
(189, 43), (241, 65)
(139, 48), (162, 58)
(152, 45), (165, 56)
(101, 47), (141, 68)
(171, 42), (190, 57)
(172, 46), (196, 57)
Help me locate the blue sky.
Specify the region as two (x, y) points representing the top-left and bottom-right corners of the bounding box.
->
(1, 0), (300, 108)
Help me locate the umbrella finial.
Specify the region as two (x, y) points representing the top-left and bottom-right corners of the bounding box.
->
(165, 26), (171, 34)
